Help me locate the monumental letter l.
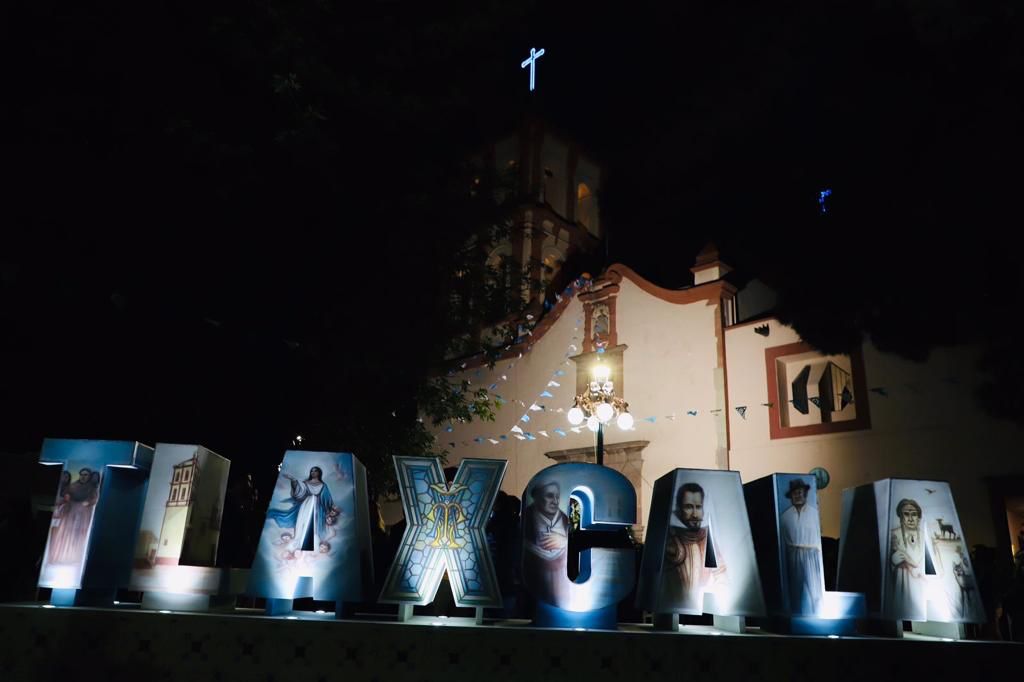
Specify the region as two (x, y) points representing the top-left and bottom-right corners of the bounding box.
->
(379, 457), (507, 612)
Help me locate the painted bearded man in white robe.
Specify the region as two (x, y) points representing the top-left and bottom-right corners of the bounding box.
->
(779, 478), (824, 615)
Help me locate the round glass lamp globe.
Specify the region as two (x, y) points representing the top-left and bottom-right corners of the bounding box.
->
(595, 402), (615, 423)
(586, 415), (600, 432)
(567, 407), (585, 426)
(617, 412), (634, 430)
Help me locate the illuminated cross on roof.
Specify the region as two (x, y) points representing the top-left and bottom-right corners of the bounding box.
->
(521, 47), (545, 91)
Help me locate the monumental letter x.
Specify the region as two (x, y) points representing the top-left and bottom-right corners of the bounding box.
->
(379, 457), (507, 608)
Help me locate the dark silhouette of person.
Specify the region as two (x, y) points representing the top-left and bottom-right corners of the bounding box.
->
(1000, 551), (1024, 642)
(218, 472), (261, 569)
(487, 490), (523, 616)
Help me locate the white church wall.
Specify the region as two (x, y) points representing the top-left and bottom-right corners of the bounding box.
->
(726, 319), (1024, 546)
(438, 296), (595, 501)
(435, 263), (1023, 549)
(611, 278), (723, 515)
(434, 276), (726, 533)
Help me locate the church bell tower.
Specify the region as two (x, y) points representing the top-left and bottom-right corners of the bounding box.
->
(486, 117), (606, 312)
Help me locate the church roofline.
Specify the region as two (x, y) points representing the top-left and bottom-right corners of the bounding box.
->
(446, 262), (737, 373)
(604, 263), (737, 305)
(724, 313), (781, 331)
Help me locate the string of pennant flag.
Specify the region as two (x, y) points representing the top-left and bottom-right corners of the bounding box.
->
(440, 375), (936, 451)
(440, 277), (591, 450)
(442, 370), (953, 451)
(439, 276), (956, 452)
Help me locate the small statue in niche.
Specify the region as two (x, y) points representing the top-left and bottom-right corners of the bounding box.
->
(592, 304), (610, 347)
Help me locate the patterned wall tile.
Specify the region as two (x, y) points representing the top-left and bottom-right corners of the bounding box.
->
(0, 605), (1016, 682)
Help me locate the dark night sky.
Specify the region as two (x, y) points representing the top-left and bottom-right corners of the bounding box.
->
(5, 1), (1023, 482)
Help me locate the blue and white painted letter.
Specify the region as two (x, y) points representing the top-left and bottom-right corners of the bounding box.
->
(38, 439), (154, 605)
(247, 450), (373, 614)
(638, 468), (765, 618)
(379, 457), (507, 609)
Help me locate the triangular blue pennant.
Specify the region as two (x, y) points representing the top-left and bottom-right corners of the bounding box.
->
(687, 410), (698, 416)
(540, 390), (554, 398)
(643, 416), (657, 423)
(445, 425), (454, 432)
(553, 428), (567, 437)
(500, 435), (508, 440)
(521, 414), (530, 422)
(555, 370), (566, 377)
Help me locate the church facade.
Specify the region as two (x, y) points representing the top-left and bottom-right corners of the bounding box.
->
(435, 247), (1024, 557)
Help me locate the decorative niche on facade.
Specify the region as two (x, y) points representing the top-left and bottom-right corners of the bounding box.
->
(765, 341), (871, 439)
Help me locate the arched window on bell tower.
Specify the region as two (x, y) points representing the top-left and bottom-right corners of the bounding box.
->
(540, 246), (565, 292)
(577, 182), (595, 231)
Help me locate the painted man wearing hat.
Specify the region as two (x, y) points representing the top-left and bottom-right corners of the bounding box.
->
(780, 477), (824, 615)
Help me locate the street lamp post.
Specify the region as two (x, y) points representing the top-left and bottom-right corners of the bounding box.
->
(566, 361), (633, 465)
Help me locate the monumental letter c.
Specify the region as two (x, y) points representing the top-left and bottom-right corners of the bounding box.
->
(521, 462), (636, 629)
